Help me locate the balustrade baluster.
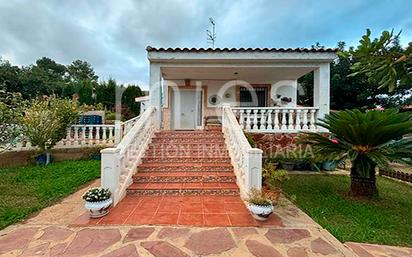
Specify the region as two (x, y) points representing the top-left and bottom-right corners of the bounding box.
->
(259, 109), (266, 131)
(266, 109), (273, 130)
(288, 109), (295, 130)
(295, 109), (301, 130)
(302, 109), (309, 130)
(281, 110), (287, 130)
(273, 110), (280, 130)
(239, 109), (245, 129)
(74, 127), (79, 146)
(252, 109), (258, 131)
(245, 109), (252, 131)
(309, 110), (316, 130)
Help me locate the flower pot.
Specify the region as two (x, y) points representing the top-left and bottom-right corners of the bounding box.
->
(84, 198), (113, 218)
(322, 161), (337, 171)
(35, 153), (53, 165)
(90, 153), (101, 160)
(247, 203), (274, 221)
(280, 161), (295, 171)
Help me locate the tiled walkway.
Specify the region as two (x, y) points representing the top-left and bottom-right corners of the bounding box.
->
(73, 195), (283, 227)
(1, 179), (411, 256)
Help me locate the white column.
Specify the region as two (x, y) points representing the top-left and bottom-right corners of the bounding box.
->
(149, 63), (162, 129)
(101, 148), (121, 205)
(114, 120), (122, 145)
(244, 148), (263, 198)
(314, 63), (330, 120)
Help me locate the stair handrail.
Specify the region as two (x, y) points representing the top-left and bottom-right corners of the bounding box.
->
(101, 106), (157, 205)
(221, 104), (263, 199)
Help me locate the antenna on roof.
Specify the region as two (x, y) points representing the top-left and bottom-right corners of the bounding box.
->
(207, 17), (216, 48)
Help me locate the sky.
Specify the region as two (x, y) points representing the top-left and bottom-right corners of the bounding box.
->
(0, 0), (411, 89)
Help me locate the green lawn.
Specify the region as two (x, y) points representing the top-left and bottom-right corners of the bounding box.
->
(0, 160), (100, 230)
(282, 174), (412, 247)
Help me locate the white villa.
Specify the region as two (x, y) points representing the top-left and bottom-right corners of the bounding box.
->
(101, 47), (337, 205)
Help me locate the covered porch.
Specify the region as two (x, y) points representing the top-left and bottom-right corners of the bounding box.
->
(148, 47), (337, 133)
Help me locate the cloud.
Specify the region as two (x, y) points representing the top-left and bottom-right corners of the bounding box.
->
(0, 0), (411, 89)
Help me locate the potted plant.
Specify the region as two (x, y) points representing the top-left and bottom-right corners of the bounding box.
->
(82, 187), (112, 218)
(262, 164), (290, 203)
(246, 188), (274, 221)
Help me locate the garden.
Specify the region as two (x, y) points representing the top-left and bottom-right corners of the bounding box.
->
(0, 160), (100, 230)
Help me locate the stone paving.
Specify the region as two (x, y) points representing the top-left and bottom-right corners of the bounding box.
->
(0, 179), (410, 256)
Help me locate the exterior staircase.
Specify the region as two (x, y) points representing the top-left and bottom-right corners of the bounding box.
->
(126, 129), (240, 196)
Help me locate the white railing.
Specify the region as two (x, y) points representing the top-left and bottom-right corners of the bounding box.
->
(222, 104), (263, 199)
(7, 115), (142, 152)
(101, 107), (157, 206)
(232, 107), (319, 133)
(121, 115), (141, 136)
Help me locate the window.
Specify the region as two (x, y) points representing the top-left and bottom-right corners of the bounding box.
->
(239, 86), (267, 107)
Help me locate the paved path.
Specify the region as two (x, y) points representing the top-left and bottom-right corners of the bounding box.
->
(0, 180), (410, 256)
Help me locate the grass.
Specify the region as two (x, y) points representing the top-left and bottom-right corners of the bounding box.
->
(282, 174), (412, 247)
(0, 160), (100, 230)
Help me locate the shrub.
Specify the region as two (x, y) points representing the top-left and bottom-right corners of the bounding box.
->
(23, 98), (79, 154)
(263, 164), (290, 190)
(298, 109), (412, 197)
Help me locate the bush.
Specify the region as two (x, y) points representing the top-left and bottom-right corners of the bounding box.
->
(23, 98), (79, 153)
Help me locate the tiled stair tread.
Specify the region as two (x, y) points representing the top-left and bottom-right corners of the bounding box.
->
(138, 163), (233, 167)
(128, 130), (238, 197)
(128, 182), (239, 190)
(134, 172), (235, 178)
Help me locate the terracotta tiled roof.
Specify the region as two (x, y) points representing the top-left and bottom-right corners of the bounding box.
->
(146, 46), (338, 53)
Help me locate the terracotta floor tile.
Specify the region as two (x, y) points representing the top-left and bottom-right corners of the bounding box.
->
(180, 202), (202, 213)
(202, 182), (221, 188)
(228, 213), (257, 226)
(204, 214), (231, 226)
(219, 183), (237, 188)
(162, 196), (183, 204)
(203, 202), (226, 213)
(157, 201), (181, 213)
(151, 212), (179, 225)
(180, 196), (202, 203)
(146, 183), (165, 189)
(124, 212), (155, 224)
(202, 196), (226, 203)
(165, 183), (182, 189)
(183, 183), (202, 189)
(221, 196), (244, 203)
(178, 213), (204, 226)
(224, 202), (248, 214)
(120, 196), (142, 205)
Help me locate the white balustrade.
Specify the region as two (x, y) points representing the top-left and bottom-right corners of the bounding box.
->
(232, 107), (319, 133)
(6, 115), (142, 152)
(101, 107), (157, 206)
(222, 104), (263, 199)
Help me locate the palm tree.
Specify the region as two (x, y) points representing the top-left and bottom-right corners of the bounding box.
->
(298, 109), (412, 198)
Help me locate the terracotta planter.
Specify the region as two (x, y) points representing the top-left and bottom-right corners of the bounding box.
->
(84, 198), (113, 218)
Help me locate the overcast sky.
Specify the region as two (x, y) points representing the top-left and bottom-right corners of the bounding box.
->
(1, 0), (411, 89)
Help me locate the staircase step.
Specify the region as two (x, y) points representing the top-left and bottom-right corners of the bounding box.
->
(155, 131), (223, 138)
(133, 172), (236, 183)
(144, 150), (229, 158)
(148, 143), (227, 149)
(126, 182), (239, 196)
(151, 138), (225, 144)
(137, 163), (233, 173)
(141, 157), (231, 164)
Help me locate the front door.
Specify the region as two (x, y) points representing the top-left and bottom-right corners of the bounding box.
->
(173, 90), (201, 130)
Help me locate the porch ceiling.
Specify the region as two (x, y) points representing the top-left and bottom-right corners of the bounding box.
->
(161, 66), (315, 83)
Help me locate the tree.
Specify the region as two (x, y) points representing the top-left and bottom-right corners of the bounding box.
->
(23, 98), (79, 164)
(0, 84), (25, 152)
(298, 109), (412, 198)
(66, 60), (98, 83)
(348, 29), (412, 92)
(122, 85), (144, 118)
